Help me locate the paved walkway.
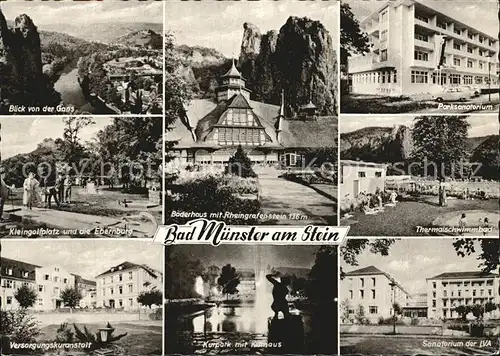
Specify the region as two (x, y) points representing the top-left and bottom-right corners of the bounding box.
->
(4, 206), (157, 237)
(256, 168), (337, 225)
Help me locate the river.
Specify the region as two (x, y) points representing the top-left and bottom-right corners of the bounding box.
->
(54, 65), (97, 113)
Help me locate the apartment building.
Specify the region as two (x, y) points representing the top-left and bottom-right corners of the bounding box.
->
(340, 266), (410, 323)
(427, 271), (500, 319)
(0, 258), (39, 310)
(35, 265), (76, 310)
(348, 0), (499, 95)
(96, 261), (163, 310)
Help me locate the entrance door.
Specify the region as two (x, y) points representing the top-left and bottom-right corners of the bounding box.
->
(353, 180), (360, 197)
(55, 300), (62, 309)
(109, 299), (115, 308)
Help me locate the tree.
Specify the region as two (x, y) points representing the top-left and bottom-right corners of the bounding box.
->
(454, 305), (468, 321)
(59, 117), (95, 164)
(137, 288), (163, 308)
(453, 238), (500, 274)
(411, 116), (470, 181)
(14, 285), (37, 309)
(217, 264), (240, 300)
(60, 287), (83, 310)
(355, 304), (366, 324)
(307, 246), (338, 303)
(225, 145), (257, 178)
(340, 298), (353, 324)
(340, 239), (397, 276)
(165, 246), (205, 300)
(469, 136), (500, 180)
(340, 3), (371, 71)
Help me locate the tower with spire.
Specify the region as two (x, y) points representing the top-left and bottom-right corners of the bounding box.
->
(215, 59), (251, 103)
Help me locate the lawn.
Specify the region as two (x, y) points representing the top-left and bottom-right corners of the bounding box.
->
(39, 322), (162, 355)
(341, 335), (498, 355)
(345, 198), (498, 236)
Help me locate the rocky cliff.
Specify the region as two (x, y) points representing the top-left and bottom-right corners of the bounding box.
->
(0, 9), (60, 112)
(340, 125), (414, 163)
(239, 16), (338, 115)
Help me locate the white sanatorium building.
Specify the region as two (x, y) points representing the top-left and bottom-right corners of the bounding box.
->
(427, 271), (500, 319)
(341, 266), (500, 322)
(348, 0), (500, 95)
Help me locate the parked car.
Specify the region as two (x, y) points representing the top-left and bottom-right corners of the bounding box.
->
(459, 85), (480, 97)
(431, 87), (475, 102)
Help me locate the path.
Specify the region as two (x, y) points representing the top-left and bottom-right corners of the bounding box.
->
(256, 167), (337, 225)
(3, 206), (156, 237)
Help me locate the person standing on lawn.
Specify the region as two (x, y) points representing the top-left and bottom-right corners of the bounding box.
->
(23, 172), (39, 210)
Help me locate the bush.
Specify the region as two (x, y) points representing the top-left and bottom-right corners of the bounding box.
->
(411, 318), (420, 326)
(0, 309), (41, 346)
(149, 308), (163, 321)
(225, 145), (257, 178)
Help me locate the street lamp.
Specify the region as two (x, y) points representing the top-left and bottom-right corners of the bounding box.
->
(389, 281), (396, 335)
(98, 326), (113, 343)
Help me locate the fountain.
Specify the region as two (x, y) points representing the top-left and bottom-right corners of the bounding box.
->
(195, 276), (204, 297)
(253, 246), (273, 334)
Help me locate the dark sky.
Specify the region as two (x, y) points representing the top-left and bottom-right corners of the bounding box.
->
(172, 245), (324, 269)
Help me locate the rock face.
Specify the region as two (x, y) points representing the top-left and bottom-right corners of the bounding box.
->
(239, 17), (338, 115)
(0, 9), (60, 111)
(340, 125), (414, 163)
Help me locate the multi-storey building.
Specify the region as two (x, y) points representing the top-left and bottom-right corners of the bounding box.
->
(402, 292), (428, 318)
(340, 266), (410, 323)
(35, 265), (76, 310)
(427, 271), (500, 319)
(74, 274), (97, 308)
(348, 0), (499, 95)
(96, 261), (163, 310)
(0, 258), (39, 310)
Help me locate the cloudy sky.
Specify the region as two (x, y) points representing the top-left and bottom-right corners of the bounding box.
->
(172, 245), (321, 269)
(0, 1), (163, 25)
(340, 115), (498, 137)
(0, 117), (114, 160)
(1, 240), (163, 281)
(166, 0), (338, 57)
(340, 238), (493, 294)
(346, 0), (498, 38)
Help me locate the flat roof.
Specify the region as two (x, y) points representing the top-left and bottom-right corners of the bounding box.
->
(341, 159), (388, 168)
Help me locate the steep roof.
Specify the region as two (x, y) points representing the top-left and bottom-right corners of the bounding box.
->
(222, 60), (242, 78)
(167, 98), (337, 150)
(96, 261), (160, 279)
(227, 93), (252, 109)
(0, 257), (40, 282)
(428, 271), (499, 280)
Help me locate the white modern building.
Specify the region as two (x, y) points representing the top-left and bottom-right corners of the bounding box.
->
(96, 261), (163, 310)
(340, 266), (410, 323)
(427, 271), (500, 319)
(339, 160), (387, 199)
(348, 0), (500, 95)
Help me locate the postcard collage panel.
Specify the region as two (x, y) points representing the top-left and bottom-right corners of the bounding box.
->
(0, 0), (499, 355)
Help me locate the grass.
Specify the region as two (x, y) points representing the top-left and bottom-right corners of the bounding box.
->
(39, 322), (162, 355)
(346, 198), (498, 236)
(341, 94), (437, 113)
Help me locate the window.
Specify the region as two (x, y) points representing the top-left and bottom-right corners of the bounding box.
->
(473, 290), (476, 296)
(453, 28), (461, 35)
(102, 288), (106, 296)
(119, 286), (123, 295)
(393, 71), (397, 83)
(432, 300), (436, 307)
(23, 271), (29, 278)
(360, 290), (365, 299)
(129, 298), (133, 307)
(433, 282), (436, 289)
(44, 274), (49, 281)
(110, 287), (114, 295)
(54, 277), (59, 283)
(453, 58), (461, 66)
(437, 23), (447, 30)
(468, 33), (474, 40)
(381, 30), (387, 42)
(467, 60), (473, 68)
(369, 306), (378, 314)
(372, 278), (376, 287)
(380, 49), (387, 62)
(443, 290), (447, 297)
(450, 74), (461, 84)
(119, 299), (123, 307)
(415, 14), (428, 23)
(375, 172), (382, 178)
(467, 47), (473, 54)
(360, 278), (365, 287)
(358, 172), (366, 178)
(414, 51), (429, 61)
(55, 267), (59, 272)
(488, 289), (492, 296)
(128, 284), (133, 293)
(3, 280), (13, 288)
(63, 278), (67, 284)
(119, 274), (123, 282)
(479, 62), (484, 69)
(6, 296), (12, 304)
(380, 10), (387, 22)
(433, 291), (436, 298)
(371, 289), (376, 299)
(453, 43), (461, 51)
(38, 285), (44, 292)
(349, 290), (353, 299)
(415, 33), (428, 42)
(411, 70), (428, 84)
(110, 276), (113, 283)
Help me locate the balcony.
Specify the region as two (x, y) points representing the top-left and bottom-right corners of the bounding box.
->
(415, 39), (434, 51)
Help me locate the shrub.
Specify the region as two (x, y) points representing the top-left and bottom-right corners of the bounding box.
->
(0, 309), (41, 344)
(225, 145), (257, 178)
(55, 322), (74, 343)
(411, 318), (420, 326)
(73, 322), (127, 351)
